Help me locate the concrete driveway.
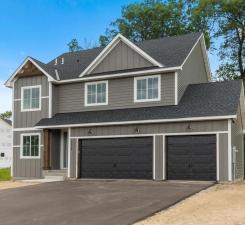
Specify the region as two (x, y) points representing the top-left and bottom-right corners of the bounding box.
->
(0, 180), (212, 225)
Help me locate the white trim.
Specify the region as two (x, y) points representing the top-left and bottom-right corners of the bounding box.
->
(67, 128), (71, 178)
(36, 115), (236, 129)
(42, 96), (49, 99)
(21, 85), (41, 112)
(153, 135), (156, 180)
(13, 127), (39, 131)
(60, 130), (68, 169)
(48, 82), (52, 118)
(228, 119), (232, 181)
(5, 57), (55, 87)
(216, 133), (220, 181)
(162, 135), (166, 180)
(14, 98), (21, 101)
(84, 80), (108, 106)
(54, 67), (181, 84)
(134, 75), (161, 103)
(80, 33), (163, 77)
(13, 145), (21, 148)
(20, 133), (41, 159)
(174, 72), (178, 105)
(75, 139), (78, 178)
(55, 69), (60, 80)
(11, 81), (15, 177)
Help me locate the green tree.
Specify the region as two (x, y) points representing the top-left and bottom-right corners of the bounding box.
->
(67, 39), (83, 52)
(99, 0), (212, 48)
(199, 0), (244, 80)
(0, 111), (12, 120)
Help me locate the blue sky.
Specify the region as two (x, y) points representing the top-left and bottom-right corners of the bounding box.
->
(0, 0), (219, 113)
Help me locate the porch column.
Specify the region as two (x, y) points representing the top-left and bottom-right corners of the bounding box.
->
(43, 129), (51, 170)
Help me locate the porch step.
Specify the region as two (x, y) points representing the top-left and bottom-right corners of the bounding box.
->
(44, 176), (66, 181)
(43, 170), (67, 179)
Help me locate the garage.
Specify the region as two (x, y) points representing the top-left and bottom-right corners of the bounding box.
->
(167, 135), (216, 181)
(79, 137), (153, 179)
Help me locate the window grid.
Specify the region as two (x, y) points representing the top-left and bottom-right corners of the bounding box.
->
(21, 134), (40, 158)
(21, 86), (41, 111)
(86, 81), (107, 106)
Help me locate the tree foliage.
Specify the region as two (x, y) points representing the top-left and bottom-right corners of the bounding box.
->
(99, 0), (213, 48)
(199, 0), (244, 80)
(0, 111), (12, 120)
(67, 39), (83, 52)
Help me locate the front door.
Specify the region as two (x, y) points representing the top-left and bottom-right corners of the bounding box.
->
(61, 131), (68, 169)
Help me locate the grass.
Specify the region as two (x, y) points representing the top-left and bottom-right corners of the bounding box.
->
(0, 168), (11, 181)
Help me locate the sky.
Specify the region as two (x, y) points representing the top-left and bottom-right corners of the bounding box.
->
(0, 0), (220, 113)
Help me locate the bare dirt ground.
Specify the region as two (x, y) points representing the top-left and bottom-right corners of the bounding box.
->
(135, 181), (245, 225)
(0, 181), (38, 190)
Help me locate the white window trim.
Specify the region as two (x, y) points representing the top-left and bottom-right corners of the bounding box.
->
(84, 80), (108, 106)
(20, 133), (41, 159)
(134, 75), (161, 103)
(21, 85), (41, 112)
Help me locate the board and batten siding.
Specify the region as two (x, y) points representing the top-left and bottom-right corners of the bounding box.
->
(55, 73), (175, 113)
(231, 90), (244, 180)
(69, 120), (229, 181)
(91, 40), (154, 74)
(178, 41), (208, 102)
(13, 130), (43, 178)
(13, 75), (49, 128)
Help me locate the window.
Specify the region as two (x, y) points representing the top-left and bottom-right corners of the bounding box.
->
(21, 134), (40, 158)
(85, 81), (108, 106)
(134, 75), (161, 102)
(0, 153), (4, 157)
(21, 86), (41, 111)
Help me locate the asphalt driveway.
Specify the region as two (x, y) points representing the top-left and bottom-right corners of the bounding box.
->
(0, 180), (212, 225)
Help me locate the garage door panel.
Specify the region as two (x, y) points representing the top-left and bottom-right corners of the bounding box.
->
(80, 137), (153, 179)
(167, 135), (216, 181)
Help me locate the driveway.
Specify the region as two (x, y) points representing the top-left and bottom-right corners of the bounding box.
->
(0, 180), (211, 225)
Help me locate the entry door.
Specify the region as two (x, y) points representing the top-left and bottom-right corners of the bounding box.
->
(61, 131), (68, 169)
(167, 135), (216, 181)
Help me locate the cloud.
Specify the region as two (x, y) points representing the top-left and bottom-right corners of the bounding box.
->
(0, 80), (12, 113)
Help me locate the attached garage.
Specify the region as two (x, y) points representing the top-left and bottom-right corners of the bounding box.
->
(79, 137), (153, 179)
(167, 135), (216, 181)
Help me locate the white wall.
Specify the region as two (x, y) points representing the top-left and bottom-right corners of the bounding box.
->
(0, 119), (12, 168)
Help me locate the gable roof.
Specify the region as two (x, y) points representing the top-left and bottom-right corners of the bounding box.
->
(6, 32), (205, 86)
(35, 80), (242, 128)
(1, 118), (12, 127)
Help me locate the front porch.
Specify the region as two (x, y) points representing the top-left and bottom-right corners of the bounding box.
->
(43, 129), (69, 180)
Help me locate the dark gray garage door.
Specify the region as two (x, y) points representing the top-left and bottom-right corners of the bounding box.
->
(167, 135), (216, 181)
(80, 137), (153, 179)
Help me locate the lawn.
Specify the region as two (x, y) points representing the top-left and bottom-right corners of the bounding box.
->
(0, 168), (11, 181)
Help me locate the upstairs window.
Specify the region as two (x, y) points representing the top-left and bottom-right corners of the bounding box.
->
(21, 134), (40, 158)
(21, 86), (41, 111)
(134, 75), (161, 102)
(85, 81), (108, 106)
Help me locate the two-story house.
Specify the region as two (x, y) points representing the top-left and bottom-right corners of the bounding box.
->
(5, 32), (244, 182)
(0, 118), (12, 168)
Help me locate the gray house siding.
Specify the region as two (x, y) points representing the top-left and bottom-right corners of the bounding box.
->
(231, 91), (244, 180)
(178, 41), (208, 101)
(70, 138), (77, 178)
(56, 73), (175, 113)
(91, 41), (154, 74)
(13, 130), (43, 178)
(13, 75), (49, 128)
(218, 133), (229, 181)
(69, 120), (229, 181)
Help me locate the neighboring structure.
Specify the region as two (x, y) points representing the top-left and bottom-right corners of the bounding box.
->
(5, 32), (244, 182)
(0, 118), (12, 168)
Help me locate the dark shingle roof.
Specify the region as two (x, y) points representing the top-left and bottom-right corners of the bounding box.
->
(2, 119), (12, 126)
(36, 80), (242, 127)
(32, 32), (202, 81)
